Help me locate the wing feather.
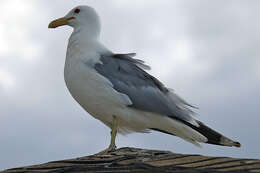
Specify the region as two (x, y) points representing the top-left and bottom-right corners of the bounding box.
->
(94, 53), (197, 125)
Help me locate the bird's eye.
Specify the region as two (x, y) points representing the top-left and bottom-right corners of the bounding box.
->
(74, 8), (80, 14)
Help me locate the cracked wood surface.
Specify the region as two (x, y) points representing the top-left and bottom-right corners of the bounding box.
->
(2, 147), (260, 173)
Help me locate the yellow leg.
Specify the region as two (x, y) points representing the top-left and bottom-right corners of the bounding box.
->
(97, 116), (118, 155)
(108, 115), (118, 150)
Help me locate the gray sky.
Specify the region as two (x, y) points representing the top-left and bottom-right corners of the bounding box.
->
(0, 0), (259, 170)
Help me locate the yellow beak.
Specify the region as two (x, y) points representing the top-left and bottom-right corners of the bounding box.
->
(48, 17), (74, 28)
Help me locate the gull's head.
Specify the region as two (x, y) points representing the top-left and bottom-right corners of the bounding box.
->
(48, 6), (101, 38)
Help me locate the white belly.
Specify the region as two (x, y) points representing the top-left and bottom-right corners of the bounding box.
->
(65, 62), (123, 123)
(64, 61), (162, 134)
(63, 36), (208, 146)
(64, 61), (207, 144)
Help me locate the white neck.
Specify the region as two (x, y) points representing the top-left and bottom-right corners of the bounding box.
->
(66, 28), (111, 66)
(73, 24), (101, 40)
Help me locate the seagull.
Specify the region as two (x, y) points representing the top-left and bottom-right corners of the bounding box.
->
(48, 5), (240, 153)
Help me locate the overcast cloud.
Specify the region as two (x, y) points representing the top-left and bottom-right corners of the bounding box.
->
(0, 0), (259, 170)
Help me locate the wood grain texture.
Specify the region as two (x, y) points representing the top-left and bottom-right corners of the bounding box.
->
(2, 147), (260, 173)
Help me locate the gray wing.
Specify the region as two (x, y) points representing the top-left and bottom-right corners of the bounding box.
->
(95, 53), (196, 124)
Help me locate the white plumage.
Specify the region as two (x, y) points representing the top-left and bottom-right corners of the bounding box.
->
(48, 5), (241, 151)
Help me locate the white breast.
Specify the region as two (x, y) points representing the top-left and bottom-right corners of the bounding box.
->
(63, 40), (208, 145)
(64, 38), (132, 127)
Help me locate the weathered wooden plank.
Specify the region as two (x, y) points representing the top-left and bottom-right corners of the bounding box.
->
(1, 147), (259, 173)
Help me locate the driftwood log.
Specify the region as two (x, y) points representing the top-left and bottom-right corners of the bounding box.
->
(2, 147), (260, 173)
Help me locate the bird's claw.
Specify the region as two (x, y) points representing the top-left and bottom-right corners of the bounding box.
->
(96, 145), (117, 155)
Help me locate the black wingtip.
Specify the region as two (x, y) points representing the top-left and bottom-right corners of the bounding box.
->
(234, 141), (241, 148)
